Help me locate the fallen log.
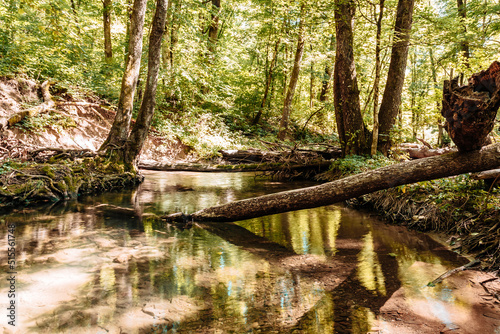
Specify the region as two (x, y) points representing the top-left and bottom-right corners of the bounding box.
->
(219, 147), (341, 164)
(139, 160), (331, 173)
(427, 259), (481, 287)
(396, 144), (457, 159)
(471, 168), (500, 188)
(471, 169), (500, 181)
(163, 143), (500, 223)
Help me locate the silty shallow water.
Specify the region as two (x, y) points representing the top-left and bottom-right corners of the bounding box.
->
(0, 171), (495, 333)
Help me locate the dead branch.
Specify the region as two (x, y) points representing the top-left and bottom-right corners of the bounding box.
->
(427, 259), (481, 287)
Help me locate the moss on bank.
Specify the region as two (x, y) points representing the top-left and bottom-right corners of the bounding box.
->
(0, 157), (143, 209)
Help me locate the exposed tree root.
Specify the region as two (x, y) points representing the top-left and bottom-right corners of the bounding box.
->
(0, 157), (143, 210)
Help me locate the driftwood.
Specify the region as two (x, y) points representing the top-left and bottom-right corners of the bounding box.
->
(471, 169), (500, 180)
(219, 149), (281, 164)
(442, 61), (500, 152)
(164, 143), (500, 223)
(471, 168), (500, 188)
(219, 147), (341, 164)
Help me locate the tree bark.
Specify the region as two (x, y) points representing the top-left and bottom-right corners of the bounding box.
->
(319, 33), (335, 102)
(377, 0), (415, 155)
(253, 38), (280, 125)
(441, 61), (500, 152)
(371, 0), (385, 156)
(207, 0), (221, 54)
(124, 0), (168, 168)
(333, 0), (370, 156)
(100, 0), (147, 151)
(277, 4), (305, 141)
(164, 143), (500, 223)
(103, 0), (113, 63)
(457, 0), (470, 83)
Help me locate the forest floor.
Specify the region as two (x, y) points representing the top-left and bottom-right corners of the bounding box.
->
(1, 77), (500, 333)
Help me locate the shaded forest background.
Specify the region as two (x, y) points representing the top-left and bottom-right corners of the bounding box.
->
(1, 0), (500, 157)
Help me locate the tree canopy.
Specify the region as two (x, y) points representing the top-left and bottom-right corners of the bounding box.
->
(1, 0), (499, 156)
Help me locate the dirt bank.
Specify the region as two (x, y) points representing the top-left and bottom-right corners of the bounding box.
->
(0, 77), (189, 164)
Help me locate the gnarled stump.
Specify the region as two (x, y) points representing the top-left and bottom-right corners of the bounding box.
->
(442, 61), (500, 152)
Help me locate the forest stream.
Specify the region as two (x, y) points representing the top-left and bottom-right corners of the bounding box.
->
(1, 171), (500, 334)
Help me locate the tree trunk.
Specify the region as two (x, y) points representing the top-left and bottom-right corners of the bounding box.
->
(253, 38), (280, 125)
(100, 0), (147, 151)
(103, 0), (113, 63)
(277, 4), (305, 141)
(309, 44), (314, 108)
(124, 0), (168, 168)
(207, 0), (221, 54)
(371, 0), (385, 156)
(319, 33), (335, 102)
(164, 143), (500, 223)
(333, 0), (369, 156)
(170, 0), (179, 70)
(457, 0), (470, 83)
(429, 48), (446, 147)
(441, 61), (500, 152)
(377, 0), (415, 155)
(70, 0), (81, 34)
(161, 0), (173, 71)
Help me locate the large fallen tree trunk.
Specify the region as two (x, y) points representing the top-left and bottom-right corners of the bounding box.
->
(164, 143), (500, 222)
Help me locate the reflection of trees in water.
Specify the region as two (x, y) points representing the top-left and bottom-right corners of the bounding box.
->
(0, 172), (469, 333)
(5, 211), (324, 333)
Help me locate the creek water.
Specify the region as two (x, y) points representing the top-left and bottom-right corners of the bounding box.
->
(0, 171), (488, 333)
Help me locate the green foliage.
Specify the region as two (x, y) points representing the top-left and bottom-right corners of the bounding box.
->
(397, 175), (500, 217)
(153, 106), (245, 159)
(1, 0), (499, 155)
(16, 112), (77, 134)
(329, 154), (393, 178)
(0, 160), (29, 175)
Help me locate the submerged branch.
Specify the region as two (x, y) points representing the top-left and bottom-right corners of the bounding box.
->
(427, 259), (481, 287)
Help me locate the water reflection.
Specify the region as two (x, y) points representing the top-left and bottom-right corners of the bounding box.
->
(0, 171), (493, 333)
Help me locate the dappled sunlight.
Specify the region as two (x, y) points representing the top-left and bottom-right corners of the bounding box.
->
(1, 172), (497, 333)
(357, 232), (387, 296)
